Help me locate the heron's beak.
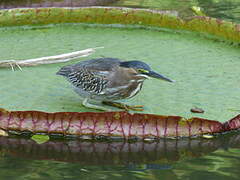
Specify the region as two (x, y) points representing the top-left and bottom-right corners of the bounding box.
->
(148, 71), (175, 82)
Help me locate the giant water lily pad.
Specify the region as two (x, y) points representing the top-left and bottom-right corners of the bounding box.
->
(0, 7), (239, 123)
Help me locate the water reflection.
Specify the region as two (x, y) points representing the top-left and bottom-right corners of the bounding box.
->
(0, 132), (239, 165)
(0, 133), (239, 179)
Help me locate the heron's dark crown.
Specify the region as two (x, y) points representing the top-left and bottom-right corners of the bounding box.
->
(119, 61), (151, 71)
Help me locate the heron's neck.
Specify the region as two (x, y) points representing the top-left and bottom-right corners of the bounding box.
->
(127, 79), (144, 99)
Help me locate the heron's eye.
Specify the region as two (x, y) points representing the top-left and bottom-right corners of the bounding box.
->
(138, 69), (149, 74)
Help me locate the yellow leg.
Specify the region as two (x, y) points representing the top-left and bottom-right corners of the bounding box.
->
(102, 101), (144, 111)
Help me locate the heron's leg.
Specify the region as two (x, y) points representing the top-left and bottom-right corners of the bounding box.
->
(82, 98), (112, 111)
(102, 101), (144, 111)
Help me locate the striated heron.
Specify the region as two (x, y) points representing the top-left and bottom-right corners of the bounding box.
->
(57, 58), (174, 111)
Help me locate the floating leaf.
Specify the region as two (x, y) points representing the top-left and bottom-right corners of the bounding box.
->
(0, 7), (239, 123)
(0, 108), (239, 139)
(0, 7), (239, 140)
(191, 6), (207, 16)
(202, 134), (214, 139)
(31, 134), (50, 144)
(0, 129), (8, 137)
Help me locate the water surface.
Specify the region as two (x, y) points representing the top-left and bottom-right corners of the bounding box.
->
(0, 132), (239, 179)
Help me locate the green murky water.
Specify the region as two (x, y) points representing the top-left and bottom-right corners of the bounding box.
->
(0, 24), (239, 122)
(0, 132), (240, 180)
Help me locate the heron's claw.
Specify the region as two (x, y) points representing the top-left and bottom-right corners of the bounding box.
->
(103, 101), (144, 111)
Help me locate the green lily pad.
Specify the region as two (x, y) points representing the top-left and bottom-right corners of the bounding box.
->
(0, 23), (239, 122)
(0, 7), (239, 123)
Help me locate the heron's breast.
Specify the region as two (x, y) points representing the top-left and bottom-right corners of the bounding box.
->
(127, 81), (143, 98)
(98, 67), (145, 99)
(103, 80), (143, 99)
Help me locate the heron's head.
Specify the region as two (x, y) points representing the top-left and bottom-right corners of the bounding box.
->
(120, 60), (174, 82)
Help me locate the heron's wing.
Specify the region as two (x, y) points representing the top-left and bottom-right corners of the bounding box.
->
(57, 58), (121, 94)
(57, 58), (121, 76)
(73, 58), (121, 72)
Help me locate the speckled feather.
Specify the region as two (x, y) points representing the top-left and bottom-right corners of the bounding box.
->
(57, 58), (121, 95)
(68, 69), (108, 94)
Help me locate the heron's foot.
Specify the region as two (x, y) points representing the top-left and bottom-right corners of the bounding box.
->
(103, 101), (144, 111)
(82, 98), (112, 111)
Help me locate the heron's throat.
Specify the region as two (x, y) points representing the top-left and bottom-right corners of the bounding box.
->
(135, 74), (149, 80)
(127, 73), (146, 99)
